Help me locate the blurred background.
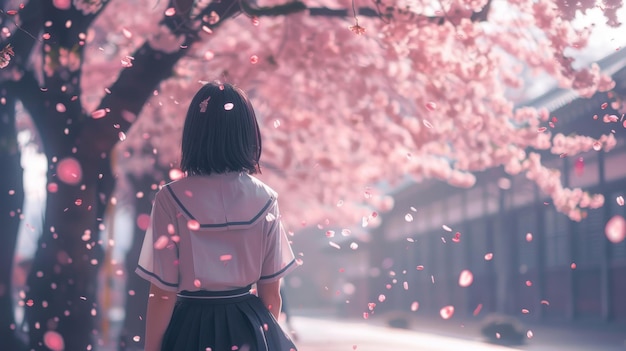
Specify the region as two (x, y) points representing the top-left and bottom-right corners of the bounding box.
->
(2, 1), (626, 351)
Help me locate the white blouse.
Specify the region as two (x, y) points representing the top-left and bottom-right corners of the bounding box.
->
(135, 172), (297, 292)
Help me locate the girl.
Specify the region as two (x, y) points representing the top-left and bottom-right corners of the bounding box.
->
(136, 82), (298, 351)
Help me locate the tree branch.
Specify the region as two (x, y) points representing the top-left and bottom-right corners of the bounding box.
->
(240, 0), (491, 23)
(80, 0), (241, 156)
(1, 1), (43, 69)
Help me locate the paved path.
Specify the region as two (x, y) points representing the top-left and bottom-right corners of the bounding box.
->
(290, 316), (522, 351)
(287, 314), (626, 351)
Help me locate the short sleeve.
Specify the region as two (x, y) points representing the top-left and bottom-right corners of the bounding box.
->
(135, 190), (180, 292)
(258, 202), (298, 284)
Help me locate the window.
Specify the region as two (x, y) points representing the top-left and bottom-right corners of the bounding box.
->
(468, 220), (489, 275)
(512, 175), (536, 208)
(516, 208), (538, 269)
(604, 149), (626, 183)
(608, 188), (626, 261)
(575, 207), (605, 265)
(485, 183), (500, 215)
(544, 207), (570, 267)
(446, 194), (464, 226)
(465, 186), (484, 220)
(568, 151), (599, 189)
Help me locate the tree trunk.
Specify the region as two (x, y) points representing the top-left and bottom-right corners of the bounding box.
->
(23, 152), (113, 350)
(18, 1), (243, 348)
(0, 86), (27, 351)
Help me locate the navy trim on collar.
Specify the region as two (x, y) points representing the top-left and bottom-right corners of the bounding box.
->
(165, 185), (274, 228)
(136, 265), (179, 287)
(259, 259), (297, 280)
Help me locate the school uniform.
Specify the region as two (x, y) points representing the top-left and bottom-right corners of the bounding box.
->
(136, 172), (298, 351)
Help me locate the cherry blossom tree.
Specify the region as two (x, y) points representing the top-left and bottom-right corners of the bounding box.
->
(0, 0), (624, 349)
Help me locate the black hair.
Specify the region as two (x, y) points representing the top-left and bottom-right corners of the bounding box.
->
(180, 82), (262, 175)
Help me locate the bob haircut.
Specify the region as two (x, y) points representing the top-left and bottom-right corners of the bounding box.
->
(180, 82), (262, 175)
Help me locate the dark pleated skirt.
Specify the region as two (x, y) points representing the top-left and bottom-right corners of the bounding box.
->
(161, 286), (297, 351)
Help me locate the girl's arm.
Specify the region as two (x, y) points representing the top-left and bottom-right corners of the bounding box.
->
(144, 283), (177, 351)
(257, 280), (282, 319)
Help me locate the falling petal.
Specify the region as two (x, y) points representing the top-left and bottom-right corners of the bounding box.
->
(121, 56), (134, 67)
(47, 183), (58, 193)
(329, 241), (341, 249)
(473, 304), (483, 316)
(164, 7), (176, 16)
(605, 215), (626, 244)
(169, 168), (184, 180)
(442, 225), (452, 232)
(404, 214), (414, 222)
(439, 305), (455, 319)
(56, 103), (66, 113)
(378, 294), (386, 302)
(527, 330), (534, 339)
(187, 220), (200, 231)
(484, 253), (494, 261)
(91, 109), (107, 119)
(425, 101), (437, 111)
(224, 102), (234, 111)
(593, 142), (602, 151)
(220, 254), (232, 261)
(617, 196), (624, 206)
(458, 270), (473, 287)
(154, 235), (169, 250)
(56, 157), (82, 185)
(43, 331), (65, 351)
(526, 233), (533, 242)
(136, 214), (150, 231)
(350, 242), (359, 250)
(326, 230), (335, 238)
(410, 301), (419, 311)
(452, 232), (461, 243)
(250, 55), (259, 64)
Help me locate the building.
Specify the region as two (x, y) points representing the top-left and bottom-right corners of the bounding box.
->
(366, 49), (626, 324)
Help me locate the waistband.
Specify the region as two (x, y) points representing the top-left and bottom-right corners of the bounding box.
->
(177, 285), (252, 300)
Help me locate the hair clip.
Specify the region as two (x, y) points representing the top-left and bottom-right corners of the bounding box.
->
(199, 97), (211, 113)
